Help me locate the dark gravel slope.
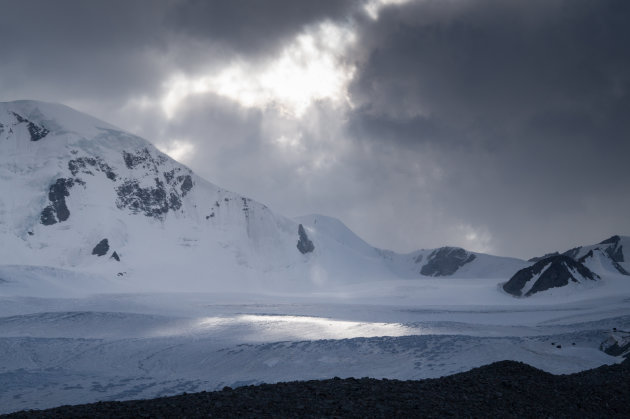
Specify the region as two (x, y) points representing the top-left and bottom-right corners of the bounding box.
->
(4, 358), (629, 418)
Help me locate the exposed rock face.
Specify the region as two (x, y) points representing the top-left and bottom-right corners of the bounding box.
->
(122, 148), (163, 170)
(527, 235), (629, 277)
(503, 255), (599, 297)
(528, 252), (559, 263)
(296, 224), (314, 254)
(563, 236), (624, 263)
(420, 247), (476, 276)
(92, 239), (110, 256)
(578, 249), (629, 275)
(600, 330), (630, 358)
(180, 175), (193, 195)
(600, 235), (625, 262)
(40, 178), (75, 225)
(565, 235), (628, 275)
(600, 235), (621, 245)
(110, 251), (120, 262)
(11, 112), (49, 141)
(563, 246), (581, 260)
(115, 149), (193, 220)
(116, 178), (179, 218)
(68, 156), (117, 181)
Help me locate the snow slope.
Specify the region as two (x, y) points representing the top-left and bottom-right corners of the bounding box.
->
(0, 290), (629, 414)
(0, 100), (527, 294)
(295, 214), (527, 281)
(564, 235), (630, 276)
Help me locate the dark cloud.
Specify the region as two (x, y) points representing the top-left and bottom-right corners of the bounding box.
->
(346, 0), (630, 257)
(1, 0), (629, 258)
(168, 0), (361, 56)
(0, 0), (171, 101)
(0, 0), (357, 105)
(351, 0), (630, 132)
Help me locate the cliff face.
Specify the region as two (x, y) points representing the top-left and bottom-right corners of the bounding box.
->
(503, 255), (599, 297)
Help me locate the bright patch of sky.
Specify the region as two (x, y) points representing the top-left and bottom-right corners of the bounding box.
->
(161, 21), (356, 119)
(364, 0), (416, 20)
(158, 0), (419, 119)
(156, 139), (196, 162)
(456, 223), (494, 254)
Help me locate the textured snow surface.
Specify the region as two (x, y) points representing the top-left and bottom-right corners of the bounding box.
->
(2, 100), (630, 412)
(1, 271), (630, 413)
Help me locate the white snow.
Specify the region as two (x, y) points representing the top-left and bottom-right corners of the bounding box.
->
(1, 100), (629, 413)
(0, 285), (629, 414)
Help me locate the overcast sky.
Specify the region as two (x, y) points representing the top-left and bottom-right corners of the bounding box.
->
(2, 0), (629, 259)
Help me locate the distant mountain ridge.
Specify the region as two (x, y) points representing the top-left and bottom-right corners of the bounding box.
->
(528, 235), (630, 278)
(0, 100), (626, 294)
(504, 236), (629, 297)
(0, 100), (527, 293)
(503, 255), (600, 297)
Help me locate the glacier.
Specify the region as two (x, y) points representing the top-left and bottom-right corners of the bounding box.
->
(1, 100), (629, 413)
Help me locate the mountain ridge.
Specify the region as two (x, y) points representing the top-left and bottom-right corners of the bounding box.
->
(0, 100), (626, 294)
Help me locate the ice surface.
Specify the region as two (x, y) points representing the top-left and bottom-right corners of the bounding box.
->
(1, 100), (629, 413)
(1, 272), (629, 414)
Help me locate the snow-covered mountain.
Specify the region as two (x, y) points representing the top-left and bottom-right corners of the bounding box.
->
(564, 235), (630, 276)
(503, 255), (600, 297)
(503, 236), (630, 297)
(528, 236), (630, 277)
(0, 100), (560, 292)
(295, 214), (527, 281)
(0, 101), (307, 291)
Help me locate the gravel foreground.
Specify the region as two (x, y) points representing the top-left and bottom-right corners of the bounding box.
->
(4, 358), (629, 418)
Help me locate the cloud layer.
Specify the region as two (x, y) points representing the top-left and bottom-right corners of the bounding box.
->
(2, 0), (629, 258)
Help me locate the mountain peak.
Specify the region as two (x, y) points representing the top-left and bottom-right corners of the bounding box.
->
(419, 246), (477, 277)
(503, 255), (599, 297)
(599, 235), (621, 245)
(0, 100), (131, 145)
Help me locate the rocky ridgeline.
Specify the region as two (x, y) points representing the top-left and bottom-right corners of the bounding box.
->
(503, 255), (599, 297)
(5, 359), (629, 418)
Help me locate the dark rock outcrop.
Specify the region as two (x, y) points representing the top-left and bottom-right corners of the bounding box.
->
(92, 239), (110, 256)
(562, 246), (582, 260)
(122, 148), (166, 170)
(600, 235), (625, 263)
(600, 235), (621, 245)
(179, 175), (193, 195)
(68, 157), (117, 181)
(420, 247), (476, 276)
(296, 224), (314, 254)
(528, 252), (559, 263)
(110, 251), (120, 262)
(40, 178), (75, 225)
(116, 178), (180, 218)
(6, 360), (630, 418)
(11, 112), (49, 141)
(578, 249), (629, 275)
(116, 149), (193, 220)
(600, 330), (630, 358)
(503, 255), (599, 297)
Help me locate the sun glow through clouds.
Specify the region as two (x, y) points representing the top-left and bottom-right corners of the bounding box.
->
(364, 0), (416, 20)
(156, 139), (196, 163)
(161, 22), (356, 119)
